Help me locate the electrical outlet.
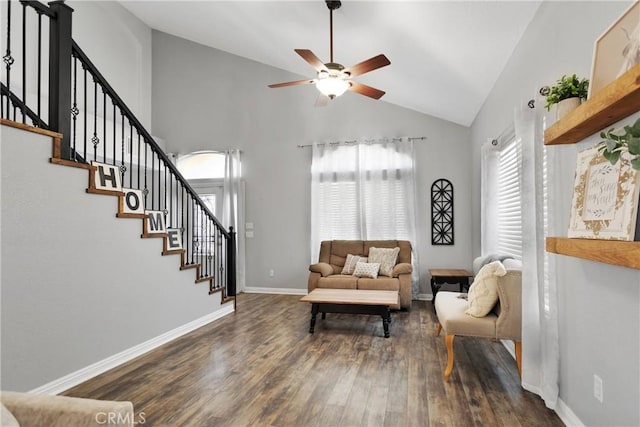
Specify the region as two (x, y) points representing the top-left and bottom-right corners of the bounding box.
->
(269, 269), (275, 278)
(593, 374), (603, 403)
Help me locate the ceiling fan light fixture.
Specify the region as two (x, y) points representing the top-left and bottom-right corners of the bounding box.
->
(268, 0), (389, 103)
(315, 74), (350, 99)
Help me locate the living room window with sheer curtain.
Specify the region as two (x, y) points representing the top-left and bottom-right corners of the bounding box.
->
(481, 128), (523, 260)
(310, 138), (419, 295)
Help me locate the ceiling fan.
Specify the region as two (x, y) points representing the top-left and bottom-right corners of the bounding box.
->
(268, 0), (390, 105)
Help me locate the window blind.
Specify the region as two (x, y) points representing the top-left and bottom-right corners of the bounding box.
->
(313, 144), (413, 243)
(495, 137), (523, 260)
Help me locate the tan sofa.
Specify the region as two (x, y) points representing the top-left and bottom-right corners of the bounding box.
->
(1, 391), (135, 426)
(308, 240), (412, 310)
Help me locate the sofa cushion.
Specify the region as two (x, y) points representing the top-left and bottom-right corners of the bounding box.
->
(1, 403), (19, 427)
(318, 275), (358, 289)
(353, 262), (380, 279)
(357, 277), (400, 291)
(466, 260), (507, 317)
(341, 254), (368, 275)
(368, 247), (400, 277)
(331, 241), (365, 258)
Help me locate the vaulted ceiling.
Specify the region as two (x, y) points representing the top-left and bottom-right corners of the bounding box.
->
(120, 1), (541, 127)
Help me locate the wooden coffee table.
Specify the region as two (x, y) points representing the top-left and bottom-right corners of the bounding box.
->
(300, 289), (399, 338)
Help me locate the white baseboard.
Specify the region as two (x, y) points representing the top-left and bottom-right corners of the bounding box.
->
(501, 339), (516, 359)
(417, 293), (433, 301)
(556, 398), (585, 427)
(29, 305), (235, 395)
(243, 286), (307, 295)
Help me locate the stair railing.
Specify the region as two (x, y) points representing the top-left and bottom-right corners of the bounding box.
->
(1, 0), (236, 297)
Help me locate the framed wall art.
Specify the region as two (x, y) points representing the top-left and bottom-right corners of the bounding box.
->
(431, 179), (454, 245)
(588, 0), (640, 98)
(568, 146), (640, 241)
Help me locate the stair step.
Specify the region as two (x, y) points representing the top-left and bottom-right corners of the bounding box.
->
(116, 213), (146, 219)
(162, 249), (184, 256)
(141, 233), (167, 239)
(221, 296), (235, 305)
(50, 157), (92, 170)
(86, 188), (122, 197)
(180, 264), (199, 271)
(195, 275), (214, 284)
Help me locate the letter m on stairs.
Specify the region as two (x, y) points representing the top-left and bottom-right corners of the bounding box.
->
(145, 210), (166, 234)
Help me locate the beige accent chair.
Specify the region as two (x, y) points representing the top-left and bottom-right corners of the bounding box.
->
(308, 240), (413, 310)
(434, 269), (522, 380)
(1, 391), (135, 426)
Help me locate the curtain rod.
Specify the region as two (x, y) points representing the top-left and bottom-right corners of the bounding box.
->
(297, 136), (426, 148)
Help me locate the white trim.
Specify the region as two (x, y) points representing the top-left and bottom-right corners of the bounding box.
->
(243, 286), (307, 295)
(555, 398), (585, 427)
(501, 339), (516, 359)
(416, 293), (433, 301)
(29, 305), (235, 395)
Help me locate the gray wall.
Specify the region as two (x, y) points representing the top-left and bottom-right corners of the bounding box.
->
(470, 2), (640, 425)
(0, 125), (226, 392)
(151, 31), (472, 295)
(69, 1), (152, 128)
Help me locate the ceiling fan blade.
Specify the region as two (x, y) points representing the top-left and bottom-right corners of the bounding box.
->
(345, 54), (390, 77)
(314, 93), (331, 107)
(348, 81), (386, 100)
(295, 49), (328, 72)
(268, 79), (315, 88)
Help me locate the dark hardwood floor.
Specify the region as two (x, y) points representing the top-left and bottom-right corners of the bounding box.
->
(64, 293), (563, 426)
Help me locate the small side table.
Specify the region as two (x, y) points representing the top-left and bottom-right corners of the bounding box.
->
(429, 269), (473, 303)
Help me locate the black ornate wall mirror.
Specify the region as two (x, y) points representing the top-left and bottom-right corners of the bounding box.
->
(431, 179), (454, 245)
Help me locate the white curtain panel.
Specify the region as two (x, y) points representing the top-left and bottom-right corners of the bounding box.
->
(514, 103), (559, 409)
(310, 138), (420, 298)
(222, 149), (246, 293)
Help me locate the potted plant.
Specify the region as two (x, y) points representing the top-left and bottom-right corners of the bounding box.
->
(598, 117), (640, 170)
(544, 74), (589, 119)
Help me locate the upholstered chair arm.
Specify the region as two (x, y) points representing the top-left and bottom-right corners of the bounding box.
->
(309, 262), (334, 277)
(392, 263), (412, 278)
(494, 270), (522, 340)
(1, 391), (135, 427)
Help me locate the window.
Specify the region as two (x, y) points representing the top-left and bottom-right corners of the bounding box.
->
(310, 141), (417, 261)
(177, 151), (225, 256)
(495, 137), (523, 259)
(176, 151), (225, 180)
(482, 129), (523, 260)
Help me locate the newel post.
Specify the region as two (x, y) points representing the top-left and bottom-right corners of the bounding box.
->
(48, 1), (73, 160)
(226, 226), (237, 297)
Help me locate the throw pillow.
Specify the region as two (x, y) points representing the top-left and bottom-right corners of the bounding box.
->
(353, 262), (380, 279)
(465, 260), (507, 317)
(341, 254), (368, 275)
(368, 247), (400, 277)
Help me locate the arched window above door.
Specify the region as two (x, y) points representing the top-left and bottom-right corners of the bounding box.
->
(176, 151), (225, 180)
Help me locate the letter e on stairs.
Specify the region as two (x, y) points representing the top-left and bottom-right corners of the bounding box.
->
(166, 229), (183, 250)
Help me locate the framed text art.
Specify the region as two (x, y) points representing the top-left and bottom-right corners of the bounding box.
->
(568, 146), (640, 240)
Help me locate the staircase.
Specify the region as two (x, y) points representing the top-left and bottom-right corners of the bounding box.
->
(1, 0), (236, 306)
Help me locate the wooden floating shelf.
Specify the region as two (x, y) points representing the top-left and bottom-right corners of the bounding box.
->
(544, 63), (640, 146)
(546, 237), (640, 270)
(544, 64), (640, 269)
